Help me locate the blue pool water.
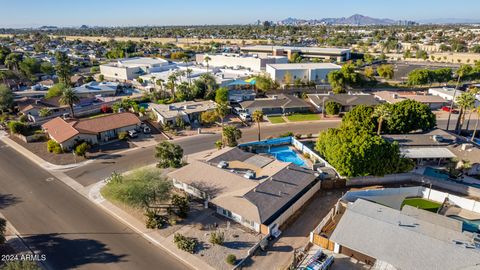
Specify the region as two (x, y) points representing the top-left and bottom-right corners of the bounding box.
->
(423, 167), (450, 180)
(261, 145), (306, 167)
(449, 215), (480, 233)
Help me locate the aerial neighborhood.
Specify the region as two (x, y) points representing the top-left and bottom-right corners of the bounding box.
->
(1, 3), (480, 270)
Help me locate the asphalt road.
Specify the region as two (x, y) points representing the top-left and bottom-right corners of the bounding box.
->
(66, 121), (342, 186)
(0, 141), (190, 270)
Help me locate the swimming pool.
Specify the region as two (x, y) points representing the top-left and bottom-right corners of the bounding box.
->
(448, 215), (480, 233)
(261, 145), (306, 167)
(423, 167), (450, 180)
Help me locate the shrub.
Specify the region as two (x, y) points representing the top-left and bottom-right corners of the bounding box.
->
(226, 254), (237, 265)
(8, 121), (26, 134)
(209, 231), (225, 246)
(303, 152), (311, 159)
(173, 233), (197, 253)
(279, 131), (294, 137)
(144, 209), (166, 229)
(74, 142), (89, 158)
(19, 114), (28, 123)
(307, 133), (313, 138)
(171, 194), (189, 218)
(118, 131), (128, 140)
(47, 139), (63, 154)
(325, 101), (341, 115)
(295, 133), (302, 139)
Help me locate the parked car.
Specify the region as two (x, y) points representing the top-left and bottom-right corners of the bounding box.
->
(441, 106), (459, 114)
(128, 130), (138, 138)
(239, 112), (252, 122)
(143, 126), (151, 134)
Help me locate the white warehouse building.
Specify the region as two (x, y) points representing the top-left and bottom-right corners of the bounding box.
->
(266, 63), (341, 84)
(196, 53), (288, 72)
(100, 57), (176, 81)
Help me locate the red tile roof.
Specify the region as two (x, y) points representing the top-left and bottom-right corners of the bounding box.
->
(42, 113), (141, 143)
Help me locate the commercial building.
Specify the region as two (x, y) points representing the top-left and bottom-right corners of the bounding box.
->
(100, 57), (175, 81)
(168, 144), (320, 234)
(427, 87), (464, 102)
(375, 91), (447, 109)
(149, 100), (217, 126)
(241, 45), (351, 62)
(196, 53), (288, 72)
(42, 112), (141, 150)
(265, 63), (341, 84)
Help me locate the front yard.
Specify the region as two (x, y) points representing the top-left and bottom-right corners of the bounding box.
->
(268, 115), (286, 124)
(285, 113), (321, 122)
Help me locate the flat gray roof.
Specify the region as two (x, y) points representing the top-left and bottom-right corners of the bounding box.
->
(400, 147), (457, 159)
(330, 199), (480, 270)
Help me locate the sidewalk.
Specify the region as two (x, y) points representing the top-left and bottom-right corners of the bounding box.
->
(0, 134), (93, 171)
(88, 181), (215, 270)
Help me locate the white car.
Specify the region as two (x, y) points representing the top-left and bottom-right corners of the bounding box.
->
(128, 130), (138, 138)
(239, 112), (252, 122)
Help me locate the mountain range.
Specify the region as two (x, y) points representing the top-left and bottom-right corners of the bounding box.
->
(277, 14), (416, 26)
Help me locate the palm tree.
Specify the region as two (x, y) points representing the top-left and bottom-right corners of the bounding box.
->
(59, 88), (79, 118)
(222, 125), (242, 147)
(465, 88), (479, 131)
(204, 56), (211, 73)
(167, 73), (178, 99)
(471, 107), (480, 142)
(156, 79), (165, 99)
(186, 68), (193, 86)
(215, 102), (228, 127)
(455, 92), (476, 134)
(252, 110), (264, 141)
(372, 104), (391, 135)
(39, 108), (52, 118)
(446, 65), (472, 130)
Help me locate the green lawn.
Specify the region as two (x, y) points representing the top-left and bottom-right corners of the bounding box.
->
(268, 115), (286, 124)
(401, 198), (442, 213)
(286, 113), (321, 122)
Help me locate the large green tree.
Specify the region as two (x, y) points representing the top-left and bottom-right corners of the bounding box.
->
(55, 51), (72, 86)
(377, 64), (394, 80)
(327, 63), (361, 94)
(385, 100), (436, 134)
(315, 127), (413, 177)
(0, 84), (14, 113)
(155, 141), (184, 168)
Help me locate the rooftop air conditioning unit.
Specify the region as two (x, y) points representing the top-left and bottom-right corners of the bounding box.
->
(432, 135), (444, 143)
(244, 171), (256, 179)
(461, 143), (473, 151)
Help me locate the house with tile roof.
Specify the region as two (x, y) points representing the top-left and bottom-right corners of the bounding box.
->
(168, 146), (320, 234)
(239, 94), (310, 115)
(42, 112), (141, 150)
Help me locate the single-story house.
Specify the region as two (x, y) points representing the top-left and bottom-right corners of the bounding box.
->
(239, 94), (310, 115)
(42, 112), (141, 150)
(329, 199), (480, 270)
(374, 91), (447, 109)
(228, 89), (256, 103)
(168, 147), (320, 234)
(149, 100), (217, 126)
(308, 93), (379, 113)
(74, 81), (119, 98)
(383, 129), (480, 174)
(428, 87), (463, 102)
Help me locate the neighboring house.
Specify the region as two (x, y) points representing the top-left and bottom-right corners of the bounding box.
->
(42, 112), (141, 150)
(228, 89), (256, 103)
(196, 53), (288, 72)
(383, 129), (480, 175)
(100, 57), (176, 81)
(308, 93), (379, 113)
(375, 91), (447, 109)
(329, 199), (480, 270)
(266, 63), (341, 84)
(239, 94), (310, 115)
(168, 147), (320, 234)
(149, 100), (217, 126)
(74, 81), (119, 98)
(38, 79), (56, 89)
(70, 74), (85, 87)
(241, 45), (351, 62)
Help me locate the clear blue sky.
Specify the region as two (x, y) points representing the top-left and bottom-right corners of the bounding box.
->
(2, 0), (479, 27)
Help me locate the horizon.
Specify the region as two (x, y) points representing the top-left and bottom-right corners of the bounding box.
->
(2, 0), (480, 28)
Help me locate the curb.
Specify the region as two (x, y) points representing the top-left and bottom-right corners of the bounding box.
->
(87, 180), (214, 270)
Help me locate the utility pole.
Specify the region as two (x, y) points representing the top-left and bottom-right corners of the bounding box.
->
(446, 74), (462, 131)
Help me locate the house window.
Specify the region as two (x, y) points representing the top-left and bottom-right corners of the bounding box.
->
(222, 209), (232, 218)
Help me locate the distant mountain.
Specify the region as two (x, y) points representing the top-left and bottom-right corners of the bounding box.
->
(277, 14), (416, 26)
